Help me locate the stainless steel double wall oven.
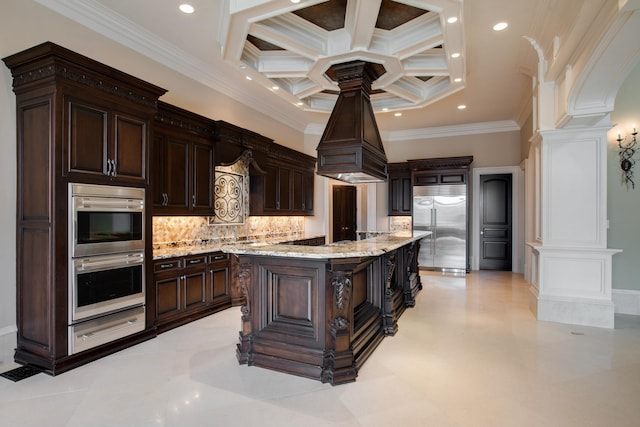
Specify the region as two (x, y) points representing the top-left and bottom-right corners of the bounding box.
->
(68, 183), (146, 354)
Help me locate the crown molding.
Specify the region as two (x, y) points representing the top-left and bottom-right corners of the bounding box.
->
(306, 120), (520, 140)
(34, 0), (311, 133)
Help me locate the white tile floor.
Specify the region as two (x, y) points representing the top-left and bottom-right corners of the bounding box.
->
(1, 271), (640, 426)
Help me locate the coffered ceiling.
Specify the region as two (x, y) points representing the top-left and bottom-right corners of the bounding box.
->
(222, 0), (465, 114)
(28, 0), (588, 137)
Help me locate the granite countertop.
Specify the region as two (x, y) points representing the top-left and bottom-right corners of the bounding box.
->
(152, 233), (326, 260)
(222, 231), (431, 260)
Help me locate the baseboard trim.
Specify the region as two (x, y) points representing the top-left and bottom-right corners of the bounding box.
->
(0, 325), (18, 337)
(613, 289), (640, 315)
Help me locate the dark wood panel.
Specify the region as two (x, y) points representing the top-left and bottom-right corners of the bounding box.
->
(19, 228), (52, 352)
(165, 137), (190, 209)
(113, 114), (146, 180)
(156, 277), (181, 317)
(184, 271), (206, 308)
(67, 100), (107, 175)
(20, 100), (51, 220)
(211, 266), (229, 298)
(192, 142), (214, 212)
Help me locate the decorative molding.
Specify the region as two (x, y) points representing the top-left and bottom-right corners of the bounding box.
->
(34, 0), (312, 133)
(11, 62), (160, 108)
(331, 316), (349, 330)
(407, 155), (473, 170)
(612, 289), (640, 315)
(306, 120), (520, 140)
(331, 272), (352, 310)
(239, 265), (252, 316)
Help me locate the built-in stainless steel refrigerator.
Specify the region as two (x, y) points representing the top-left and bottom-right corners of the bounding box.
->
(412, 184), (468, 273)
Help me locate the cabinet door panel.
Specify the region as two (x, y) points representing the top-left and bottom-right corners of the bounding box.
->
(151, 135), (165, 208)
(192, 142), (213, 212)
(68, 101), (107, 175)
(184, 270), (206, 308)
(388, 174), (412, 215)
(278, 167), (291, 211)
(211, 266), (229, 298)
(292, 170), (304, 211)
(157, 276), (181, 318)
(263, 164), (278, 211)
(303, 172), (314, 213)
(113, 114), (146, 181)
(165, 138), (190, 209)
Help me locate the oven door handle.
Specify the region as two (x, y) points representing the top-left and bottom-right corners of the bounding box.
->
(75, 253), (144, 272)
(78, 315), (141, 342)
(77, 197), (144, 211)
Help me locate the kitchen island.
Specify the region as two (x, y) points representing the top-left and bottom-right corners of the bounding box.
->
(223, 231), (428, 385)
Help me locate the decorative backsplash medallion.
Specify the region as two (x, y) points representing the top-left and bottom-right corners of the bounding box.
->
(211, 151), (251, 225)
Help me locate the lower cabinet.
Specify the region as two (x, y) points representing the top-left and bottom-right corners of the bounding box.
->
(154, 252), (230, 333)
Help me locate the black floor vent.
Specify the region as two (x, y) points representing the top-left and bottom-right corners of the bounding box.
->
(0, 365), (43, 382)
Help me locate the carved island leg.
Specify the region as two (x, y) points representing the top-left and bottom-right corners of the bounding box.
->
(403, 241), (422, 307)
(382, 252), (399, 336)
(322, 270), (357, 385)
(236, 261), (253, 364)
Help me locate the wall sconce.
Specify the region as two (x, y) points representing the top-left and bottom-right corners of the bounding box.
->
(617, 126), (637, 189)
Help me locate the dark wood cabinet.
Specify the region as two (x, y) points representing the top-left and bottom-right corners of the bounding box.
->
(250, 157), (316, 216)
(153, 252), (230, 333)
(214, 120), (316, 216)
(387, 163), (412, 216)
(234, 237), (420, 385)
(152, 102), (215, 215)
(64, 95), (148, 184)
(3, 42), (166, 374)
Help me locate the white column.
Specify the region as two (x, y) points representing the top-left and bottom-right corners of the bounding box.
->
(527, 126), (620, 328)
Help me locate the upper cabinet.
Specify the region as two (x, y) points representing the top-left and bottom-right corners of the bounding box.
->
(216, 121), (316, 217)
(250, 150), (316, 216)
(388, 163), (412, 216)
(65, 97), (148, 184)
(152, 102), (215, 215)
(3, 42), (166, 188)
(408, 156), (473, 187)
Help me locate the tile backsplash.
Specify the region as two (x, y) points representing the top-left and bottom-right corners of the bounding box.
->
(153, 216), (305, 246)
(389, 216), (411, 232)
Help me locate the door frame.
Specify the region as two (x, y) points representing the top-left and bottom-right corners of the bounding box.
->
(472, 166), (523, 272)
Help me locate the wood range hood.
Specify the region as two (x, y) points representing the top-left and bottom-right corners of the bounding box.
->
(315, 61), (388, 183)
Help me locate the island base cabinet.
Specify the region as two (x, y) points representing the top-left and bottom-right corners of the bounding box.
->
(236, 255), (390, 385)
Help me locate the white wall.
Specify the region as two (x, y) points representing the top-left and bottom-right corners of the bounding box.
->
(0, 54), (17, 367)
(384, 131), (521, 167)
(608, 62), (640, 292)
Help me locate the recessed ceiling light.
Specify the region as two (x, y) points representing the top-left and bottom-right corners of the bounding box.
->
(179, 4), (194, 14)
(447, 17), (458, 24)
(382, 107), (389, 112)
(296, 102), (304, 106)
(451, 52), (461, 58)
(245, 76), (252, 81)
(454, 77), (462, 83)
(457, 105), (466, 110)
(394, 112), (402, 117)
(493, 22), (508, 31)
(271, 86), (279, 90)
(290, 0), (301, 3)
